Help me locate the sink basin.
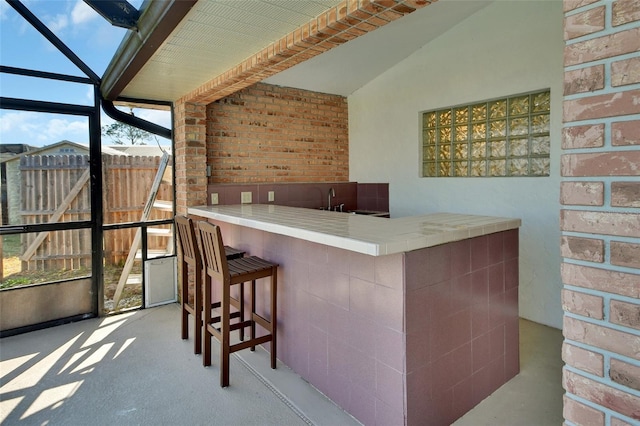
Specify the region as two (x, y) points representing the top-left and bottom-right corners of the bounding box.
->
(348, 210), (390, 218)
(317, 208), (389, 217)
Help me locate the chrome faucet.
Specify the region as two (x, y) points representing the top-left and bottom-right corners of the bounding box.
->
(327, 187), (335, 210)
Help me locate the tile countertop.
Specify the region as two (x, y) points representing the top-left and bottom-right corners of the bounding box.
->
(188, 204), (521, 256)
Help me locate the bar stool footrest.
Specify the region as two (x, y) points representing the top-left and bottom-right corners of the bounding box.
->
(230, 335), (272, 353)
(251, 313), (272, 330)
(209, 312), (241, 325)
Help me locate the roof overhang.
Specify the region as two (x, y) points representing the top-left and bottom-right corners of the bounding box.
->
(102, 0), (492, 105)
(101, 0), (197, 104)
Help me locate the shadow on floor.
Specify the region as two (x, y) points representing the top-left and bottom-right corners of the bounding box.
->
(0, 304), (564, 425)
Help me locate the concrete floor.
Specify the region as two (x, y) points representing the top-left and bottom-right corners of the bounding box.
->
(0, 304), (564, 425)
(453, 319), (565, 425)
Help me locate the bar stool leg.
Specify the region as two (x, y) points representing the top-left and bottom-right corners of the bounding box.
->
(271, 271), (277, 369)
(250, 279), (256, 351)
(239, 282), (245, 341)
(180, 262), (189, 341)
(194, 266), (203, 355)
(202, 273), (212, 367)
(221, 282), (231, 388)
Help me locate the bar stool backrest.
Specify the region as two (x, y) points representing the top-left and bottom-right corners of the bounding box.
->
(175, 215), (201, 268)
(197, 221), (229, 285)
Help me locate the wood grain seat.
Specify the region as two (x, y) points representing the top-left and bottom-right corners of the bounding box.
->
(197, 220), (278, 387)
(227, 256), (275, 277)
(175, 215), (245, 357)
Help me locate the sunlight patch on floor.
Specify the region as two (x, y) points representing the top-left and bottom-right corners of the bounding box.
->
(0, 396), (23, 424)
(81, 313), (134, 348)
(70, 343), (115, 375)
(20, 381), (83, 420)
(0, 353), (38, 380)
(0, 333), (82, 393)
(58, 349), (90, 374)
(114, 337), (136, 359)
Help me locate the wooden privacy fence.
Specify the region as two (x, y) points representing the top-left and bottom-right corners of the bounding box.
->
(19, 154), (173, 271)
(102, 154), (173, 264)
(21, 155), (91, 271)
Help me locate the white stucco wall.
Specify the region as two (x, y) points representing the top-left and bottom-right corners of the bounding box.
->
(348, 1), (564, 328)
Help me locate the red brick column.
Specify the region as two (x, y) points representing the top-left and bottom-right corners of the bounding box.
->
(561, 0), (640, 423)
(174, 100), (208, 215)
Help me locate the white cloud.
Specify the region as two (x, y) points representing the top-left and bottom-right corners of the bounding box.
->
(100, 112), (116, 128)
(46, 13), (69, 34)
(0, 109), (171, 148)
(0, 2), (9, 20)
(71, 1), (96, 25)
(42, 118), (87, 142)
(136, 109), (172, 130)
(3, 3), (34, 36)
(0, 111), (39, 134)
(85, 86), (94, 102)
(0, 111), (88, 146)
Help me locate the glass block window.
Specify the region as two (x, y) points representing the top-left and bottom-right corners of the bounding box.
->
(422, 90), (550, 177)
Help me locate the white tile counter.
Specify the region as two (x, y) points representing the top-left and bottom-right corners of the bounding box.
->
(188, 204), (521, 256)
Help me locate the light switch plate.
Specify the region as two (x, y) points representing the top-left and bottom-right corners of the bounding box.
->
(211, 193), (219, 205)
(241, 192), (252, 204)
(268, 191), (275, 202)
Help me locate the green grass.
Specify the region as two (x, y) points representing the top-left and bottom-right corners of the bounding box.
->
(0, 276), (30, 290)
(2, 234), (20, 257)
(1, 234), (142, 311)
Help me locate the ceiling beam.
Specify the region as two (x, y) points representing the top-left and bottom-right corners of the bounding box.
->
(178, 0), (433, 105)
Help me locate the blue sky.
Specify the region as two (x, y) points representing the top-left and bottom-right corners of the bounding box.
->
(0, 0), (171, 147)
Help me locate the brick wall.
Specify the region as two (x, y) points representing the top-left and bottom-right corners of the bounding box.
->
(206, 83), (349, 183)
(174, 100), (208, 215)
(561, 1), (640, 424)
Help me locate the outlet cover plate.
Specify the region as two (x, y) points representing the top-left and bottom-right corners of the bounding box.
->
(268, 191), (275, 202)
(211, 193), (219, 205)
(241, 192), (252, 204)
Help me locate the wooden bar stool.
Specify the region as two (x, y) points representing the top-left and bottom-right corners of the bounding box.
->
(197, 220), (278, 387)
(174, 215), (244, 357)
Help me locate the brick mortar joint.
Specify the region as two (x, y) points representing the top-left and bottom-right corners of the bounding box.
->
(563, 339), (608, 357)
(562, 115), (640, 130)
(564, 365), (640, 399)
(560, 209), (640, 221)
(563, 19), (640, 45)
(563, 87), (640, 104)
(565, 311), (640, 338)
(563, 1), (608, 18)
(561, 260), (640, 283)
(562, 392), (621, 422)
(564, 56), (640, 79)
(560, 148), (640, 156)
(563, 239), (640, 252)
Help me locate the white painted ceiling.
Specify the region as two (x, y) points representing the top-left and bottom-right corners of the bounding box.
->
(115, 0), (492, 101)
(118, 0), (343, 101)
(264, 0), (492, 96)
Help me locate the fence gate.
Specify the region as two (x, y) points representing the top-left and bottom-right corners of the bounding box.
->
(111, 152), (174, 310)
(20, 154), (92, 271)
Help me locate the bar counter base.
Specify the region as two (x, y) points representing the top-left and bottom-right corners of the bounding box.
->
(199, 218), (519, 426)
